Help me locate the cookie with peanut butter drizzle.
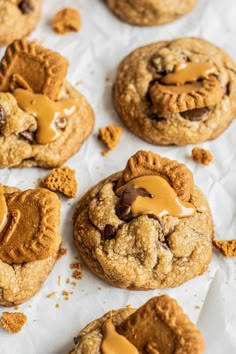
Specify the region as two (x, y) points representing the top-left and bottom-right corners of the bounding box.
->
(113, 37), (236, 145)
(69, 295), (204, 354)
(0, 184), (62, 306)
(73, 150), (213, 289)
(0, 40), (94, 168)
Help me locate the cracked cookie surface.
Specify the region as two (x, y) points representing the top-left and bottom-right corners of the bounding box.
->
(113, 37), (236, 145)
(104, 0), (197, 26)
(0, 0), (42, 47)
(73, 151), (213, 289)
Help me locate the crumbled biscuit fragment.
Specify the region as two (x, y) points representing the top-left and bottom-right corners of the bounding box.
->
(41, 166), (77, 198)
(72, 270), (82, 280)
(62, 291), (69, 296)
(47, 292), (56, 298)
(191, 147), (213, 166)
(70, 262), (82, 270)
(57, 247), (67, 260)
(56, 304), (60, 308)
(14, 306), (19, 311)
(53, 8), (82, 35)
(213, 239), (236, 257)
(98, 125), (123, 156)
(66, 278), (71, 284)
(71, 282), (77, 287)
(0, 312), (27, 333)
(58, 275), (61, 286)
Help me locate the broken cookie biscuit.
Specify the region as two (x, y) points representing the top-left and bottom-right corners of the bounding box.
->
(213, 239), (236, 257)
(73, 150), (213, 289)
(191, 147), (213, 165)
(113, 37), (236, 145)
(0, 312), (27, 333)
(41, 166), (77, 198)
(0, 39), (94, 168)
(98, 125), (123, 156)
(53, 8), (81, 34)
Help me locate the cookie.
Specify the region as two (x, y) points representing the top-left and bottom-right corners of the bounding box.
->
(104, 0), (197, 26)
(113, 37), (236, 145)
(0, 185), (61, 306)
(73, 150), (213, 289)
(0, 40), (94, 168)
(70, 295), (204, 354)
(0, 0), (42, 47)
(53, 8), (82, 35)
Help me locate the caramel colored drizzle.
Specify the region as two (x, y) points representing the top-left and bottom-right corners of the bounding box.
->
(0, 185), (8, 234)
(13, 89), (76, 145)
(101, 317), (139, 354)
(161, 62), (217, 85)
(117, 175), (195, 219)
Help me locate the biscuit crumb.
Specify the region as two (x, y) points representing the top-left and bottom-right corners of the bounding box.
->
(98, 125), (123, 156)
(56, 304), (60, 308)
(213, 239), (236, 257)
(71, 282), (77, 287)
(191, 147), (213, 165)
(62, 290), (69, 296)
(41, 166), (77, 198)
(57, 247), (67, 260)
(195, 305), (201, 310)
(47, 292), (56, 299)
(66, 277), (71, 284)
(58, 275), (61, 286)
(0, 312), (27, 333)
(14, 306), (19, 310)
(53, 8), (81, 35)
(72, 270), (82, 280)
(70, 262), (82, 270)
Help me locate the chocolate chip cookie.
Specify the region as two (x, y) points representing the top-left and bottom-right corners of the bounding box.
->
(73, 150), (213, 290)
(104, 0), (197, 26)
(0, 0), (42, 47)
(70, 295), (205, 354)
(0, 40), (94, 168)
(0, 184), (61, 306)
(113, 37), (236, 145)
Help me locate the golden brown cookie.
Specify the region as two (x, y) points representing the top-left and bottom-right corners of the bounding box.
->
(0, 312), (27, 333)
(70, 295), (204, 354)
(0, 40), (94, 168)
(104, 0), (197, 26)
(41, 166), (77, 198)
(0, 185), (61, 306)
(52, 8), (82, 35)
(113, 37), (236, 145)
(0, 0), (42, 47)
(73, 150), (213, 289)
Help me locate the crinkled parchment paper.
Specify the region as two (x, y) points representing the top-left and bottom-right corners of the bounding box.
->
(0, 0), (236, 353)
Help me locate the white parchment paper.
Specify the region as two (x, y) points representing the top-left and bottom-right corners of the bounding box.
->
(0, 0), (236, 353)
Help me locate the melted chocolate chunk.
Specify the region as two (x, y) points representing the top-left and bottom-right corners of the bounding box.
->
(116, 185), (153, 221)
(20, 130), (35, 142)
(149, 112), (166, 122)
(0, 105), (6, 129)
(103, 224), (116, 240)
(180, 107), (209, 121)
(18, 0), (34, 14)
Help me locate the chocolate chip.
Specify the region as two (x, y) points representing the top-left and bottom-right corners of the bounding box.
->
(116, 185), (152, 221)
(0, 105), (6, 129)
(20, 130), (35, 142)
(149, 112), (166, 122)
(18, 0), (34, 14)
(103, 224), (116, 240)
(180, 107), (209, 121)
(73, 335), (80, 345)
(56, 117), (67, 130)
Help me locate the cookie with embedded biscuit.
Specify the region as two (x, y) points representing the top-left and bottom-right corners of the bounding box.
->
(0, 184), (61, 306)
(113, 37), (236, 145)
(0, 0), (42, 47)
(69, 295), (205, 354)
(0, 40), (94, 168)
(104, 0), (197, 26)
(73, 150), (213, 289)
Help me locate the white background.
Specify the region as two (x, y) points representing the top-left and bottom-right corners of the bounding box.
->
(0, 0), (236, 353)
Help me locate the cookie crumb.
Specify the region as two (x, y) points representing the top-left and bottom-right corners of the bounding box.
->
(14, 306), (19, 311)
(72, 270), (82, 280)
(0, 312), (27, 333)
(58, 275), (61, 286)
(53, 8), (81, 35)
(57, 247), (67, 260)
(70, 262), (82, 270)
(191, 147), (213, 165)
(41, 166), (77, 198)
(66, 277), (71, 284)
(98, 125), (123, 156)
(195, 305), (201, 310)
(47, 292), (57, 299)
(213, 239), (236, 257)
(71, 282), (77, 287)
(55, 304), (60, 308)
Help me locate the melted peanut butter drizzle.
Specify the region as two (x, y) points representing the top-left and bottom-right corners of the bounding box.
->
(101, 317), (139, 354)
(13, 89), (76, 145)
(117, 175), (195, 218)
(0, 185), (8, 234)
(161, 62), (217, 85)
